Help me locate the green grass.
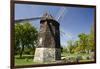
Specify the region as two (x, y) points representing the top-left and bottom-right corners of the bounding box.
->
(15, 53), (94, 66)
(15, 55), (40, 66)
(79, 59), (94, 62)
(15, 55), (56, 66)
(61, 52), (91, 58)
(61, 53), (94, 62)
(15, 58), (34, 65)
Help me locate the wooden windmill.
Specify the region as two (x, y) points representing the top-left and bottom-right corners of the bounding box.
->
(15, 7), (66, 63)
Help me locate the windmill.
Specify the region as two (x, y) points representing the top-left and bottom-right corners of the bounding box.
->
(15, 7), (66, 63)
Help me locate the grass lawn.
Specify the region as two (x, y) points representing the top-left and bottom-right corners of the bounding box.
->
(61, 52), (92, 59)
(15, 58), (34, 65)
(61, 53), (94, 62)
(79, 59), (94, 62)
(15, 53), (94, 66)
(15, 55), (58, 66)
(15, 55), (40, 66)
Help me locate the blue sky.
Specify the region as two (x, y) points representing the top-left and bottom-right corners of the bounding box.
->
(15, 4), (95, 47)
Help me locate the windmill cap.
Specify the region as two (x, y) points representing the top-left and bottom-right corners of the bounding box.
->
(41, 12), (54, 20)
(40, 12), (60, 26)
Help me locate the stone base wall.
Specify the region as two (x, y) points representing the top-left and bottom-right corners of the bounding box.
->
(33, 48), (61, 63)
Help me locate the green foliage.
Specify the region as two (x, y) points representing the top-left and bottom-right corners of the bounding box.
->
(88, 25), (95, 51)
(15, 22), (38, 58)
(66, 40), (75, 53)
(78, 33), (88, 53)
(62, 24), (95, 55)
(62, 47), (68, 53)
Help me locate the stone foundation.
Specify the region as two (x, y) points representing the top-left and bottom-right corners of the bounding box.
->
(33, 48), (61, 63)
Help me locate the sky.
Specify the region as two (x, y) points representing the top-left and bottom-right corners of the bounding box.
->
(15, 4), (95, 47)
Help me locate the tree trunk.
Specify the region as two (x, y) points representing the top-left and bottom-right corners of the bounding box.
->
(20, 45), (24, 58)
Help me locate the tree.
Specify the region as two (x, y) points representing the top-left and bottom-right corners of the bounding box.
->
(62, 46), (68, 54)
(78, 33), (88, 53)
(72, 40), (80, 53)
(67, 40), (74, 53)
(88, 24), (95, 52)
(15, 22), (38, 58)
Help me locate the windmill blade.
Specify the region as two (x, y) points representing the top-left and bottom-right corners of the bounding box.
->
(60, 28), (72, 39)
(15, 17), (41, 23)
(56, 7), (66, 22)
